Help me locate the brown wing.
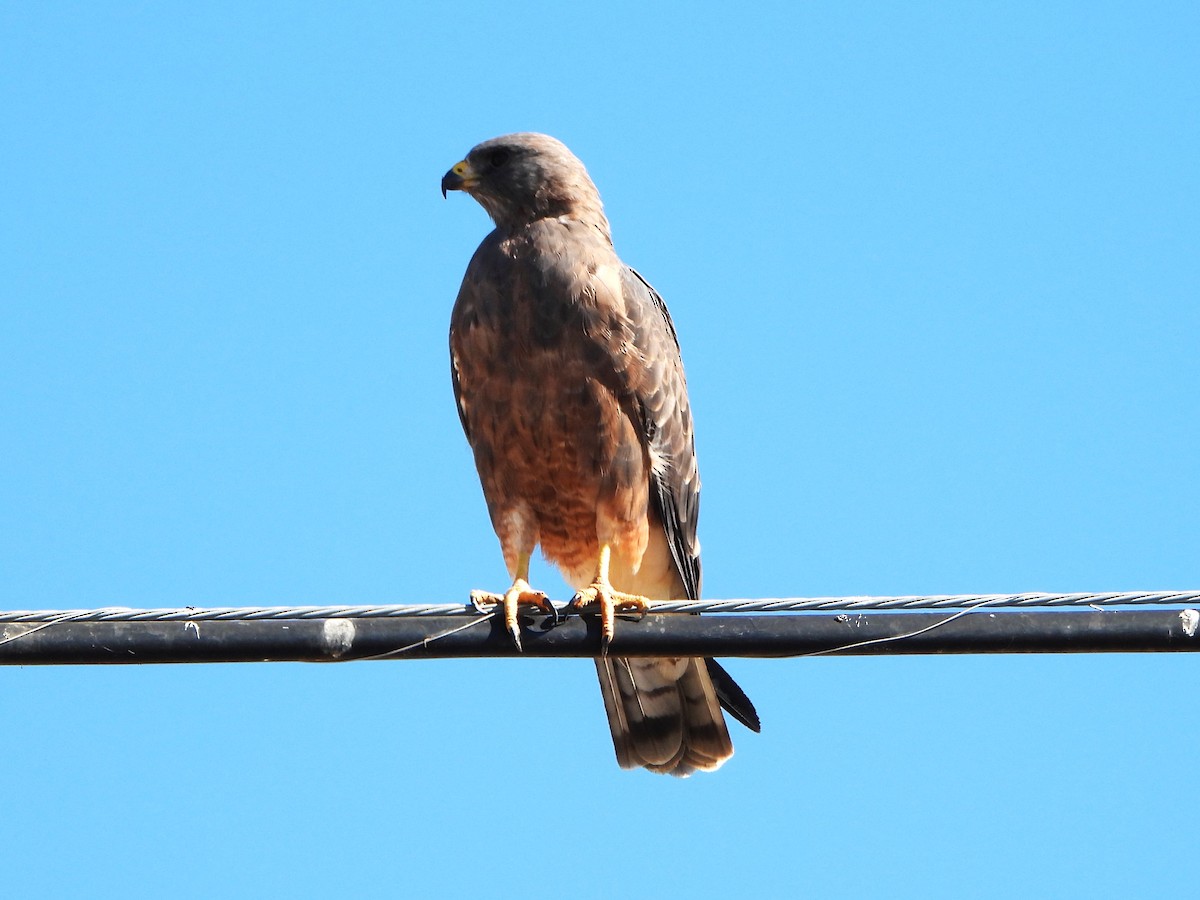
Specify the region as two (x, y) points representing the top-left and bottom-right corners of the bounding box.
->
(620, 266), (702, 602)
(595, 267), (759, 775)
(448, 233), (502, 448)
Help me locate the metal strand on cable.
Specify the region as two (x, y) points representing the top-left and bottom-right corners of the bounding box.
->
(0, 591), (1197, 665)
(2, 590), (1199, 624)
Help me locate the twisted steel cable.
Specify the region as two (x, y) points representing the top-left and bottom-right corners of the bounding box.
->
(1, 590), (1197, 623)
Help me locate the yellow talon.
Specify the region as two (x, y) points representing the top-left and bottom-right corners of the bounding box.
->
(569, 544), (651, 653)
(470, 552), (551, 651)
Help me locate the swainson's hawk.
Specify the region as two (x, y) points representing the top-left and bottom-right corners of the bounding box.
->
(442, 133), (759, 775)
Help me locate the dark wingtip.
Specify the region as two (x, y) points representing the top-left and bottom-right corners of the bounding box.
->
(705, 658), (761, 733)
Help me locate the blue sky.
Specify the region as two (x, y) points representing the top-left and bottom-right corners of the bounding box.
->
(2, 2), (1197, 897)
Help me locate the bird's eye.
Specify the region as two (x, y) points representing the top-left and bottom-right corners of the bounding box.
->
(488, 148), (511, 168)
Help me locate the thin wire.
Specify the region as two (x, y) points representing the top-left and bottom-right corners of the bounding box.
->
(0, 610), (98, 645)
(350, 615), (494, 661)
(0, 591), (1197, 624)
(652, 590), (1200, 614)
(800, 603), (999, 657)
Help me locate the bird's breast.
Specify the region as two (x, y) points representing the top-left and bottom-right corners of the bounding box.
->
(453, 240), (643, 516)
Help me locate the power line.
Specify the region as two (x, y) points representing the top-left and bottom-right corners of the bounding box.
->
(0, 593), (1197, 664)
(2, 590), (1198, 624)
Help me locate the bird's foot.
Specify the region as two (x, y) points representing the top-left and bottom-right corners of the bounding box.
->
(569, 582), (651, 653)
(470, 580), (555, 651)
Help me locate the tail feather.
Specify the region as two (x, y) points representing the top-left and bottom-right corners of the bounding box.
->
(595, 656), (733, 777)
(587, 531), (757, 775)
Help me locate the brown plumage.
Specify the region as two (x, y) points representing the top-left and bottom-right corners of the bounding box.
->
(441, 133), (758, 776)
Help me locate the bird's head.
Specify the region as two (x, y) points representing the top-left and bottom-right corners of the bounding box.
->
(441, 133), (608, 232)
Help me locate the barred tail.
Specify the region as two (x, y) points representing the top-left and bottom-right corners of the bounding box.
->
(594, 656), (733, 776)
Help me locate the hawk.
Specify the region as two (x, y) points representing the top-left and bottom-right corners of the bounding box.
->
(441, 133), (759, 775)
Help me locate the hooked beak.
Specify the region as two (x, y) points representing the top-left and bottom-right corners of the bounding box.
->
(441, 159), (477, 198)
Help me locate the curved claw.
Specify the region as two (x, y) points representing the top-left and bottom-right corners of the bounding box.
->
(470, 590), (499, 615)
(470, 582), (552, 652)
(570, 583), (651, 655)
